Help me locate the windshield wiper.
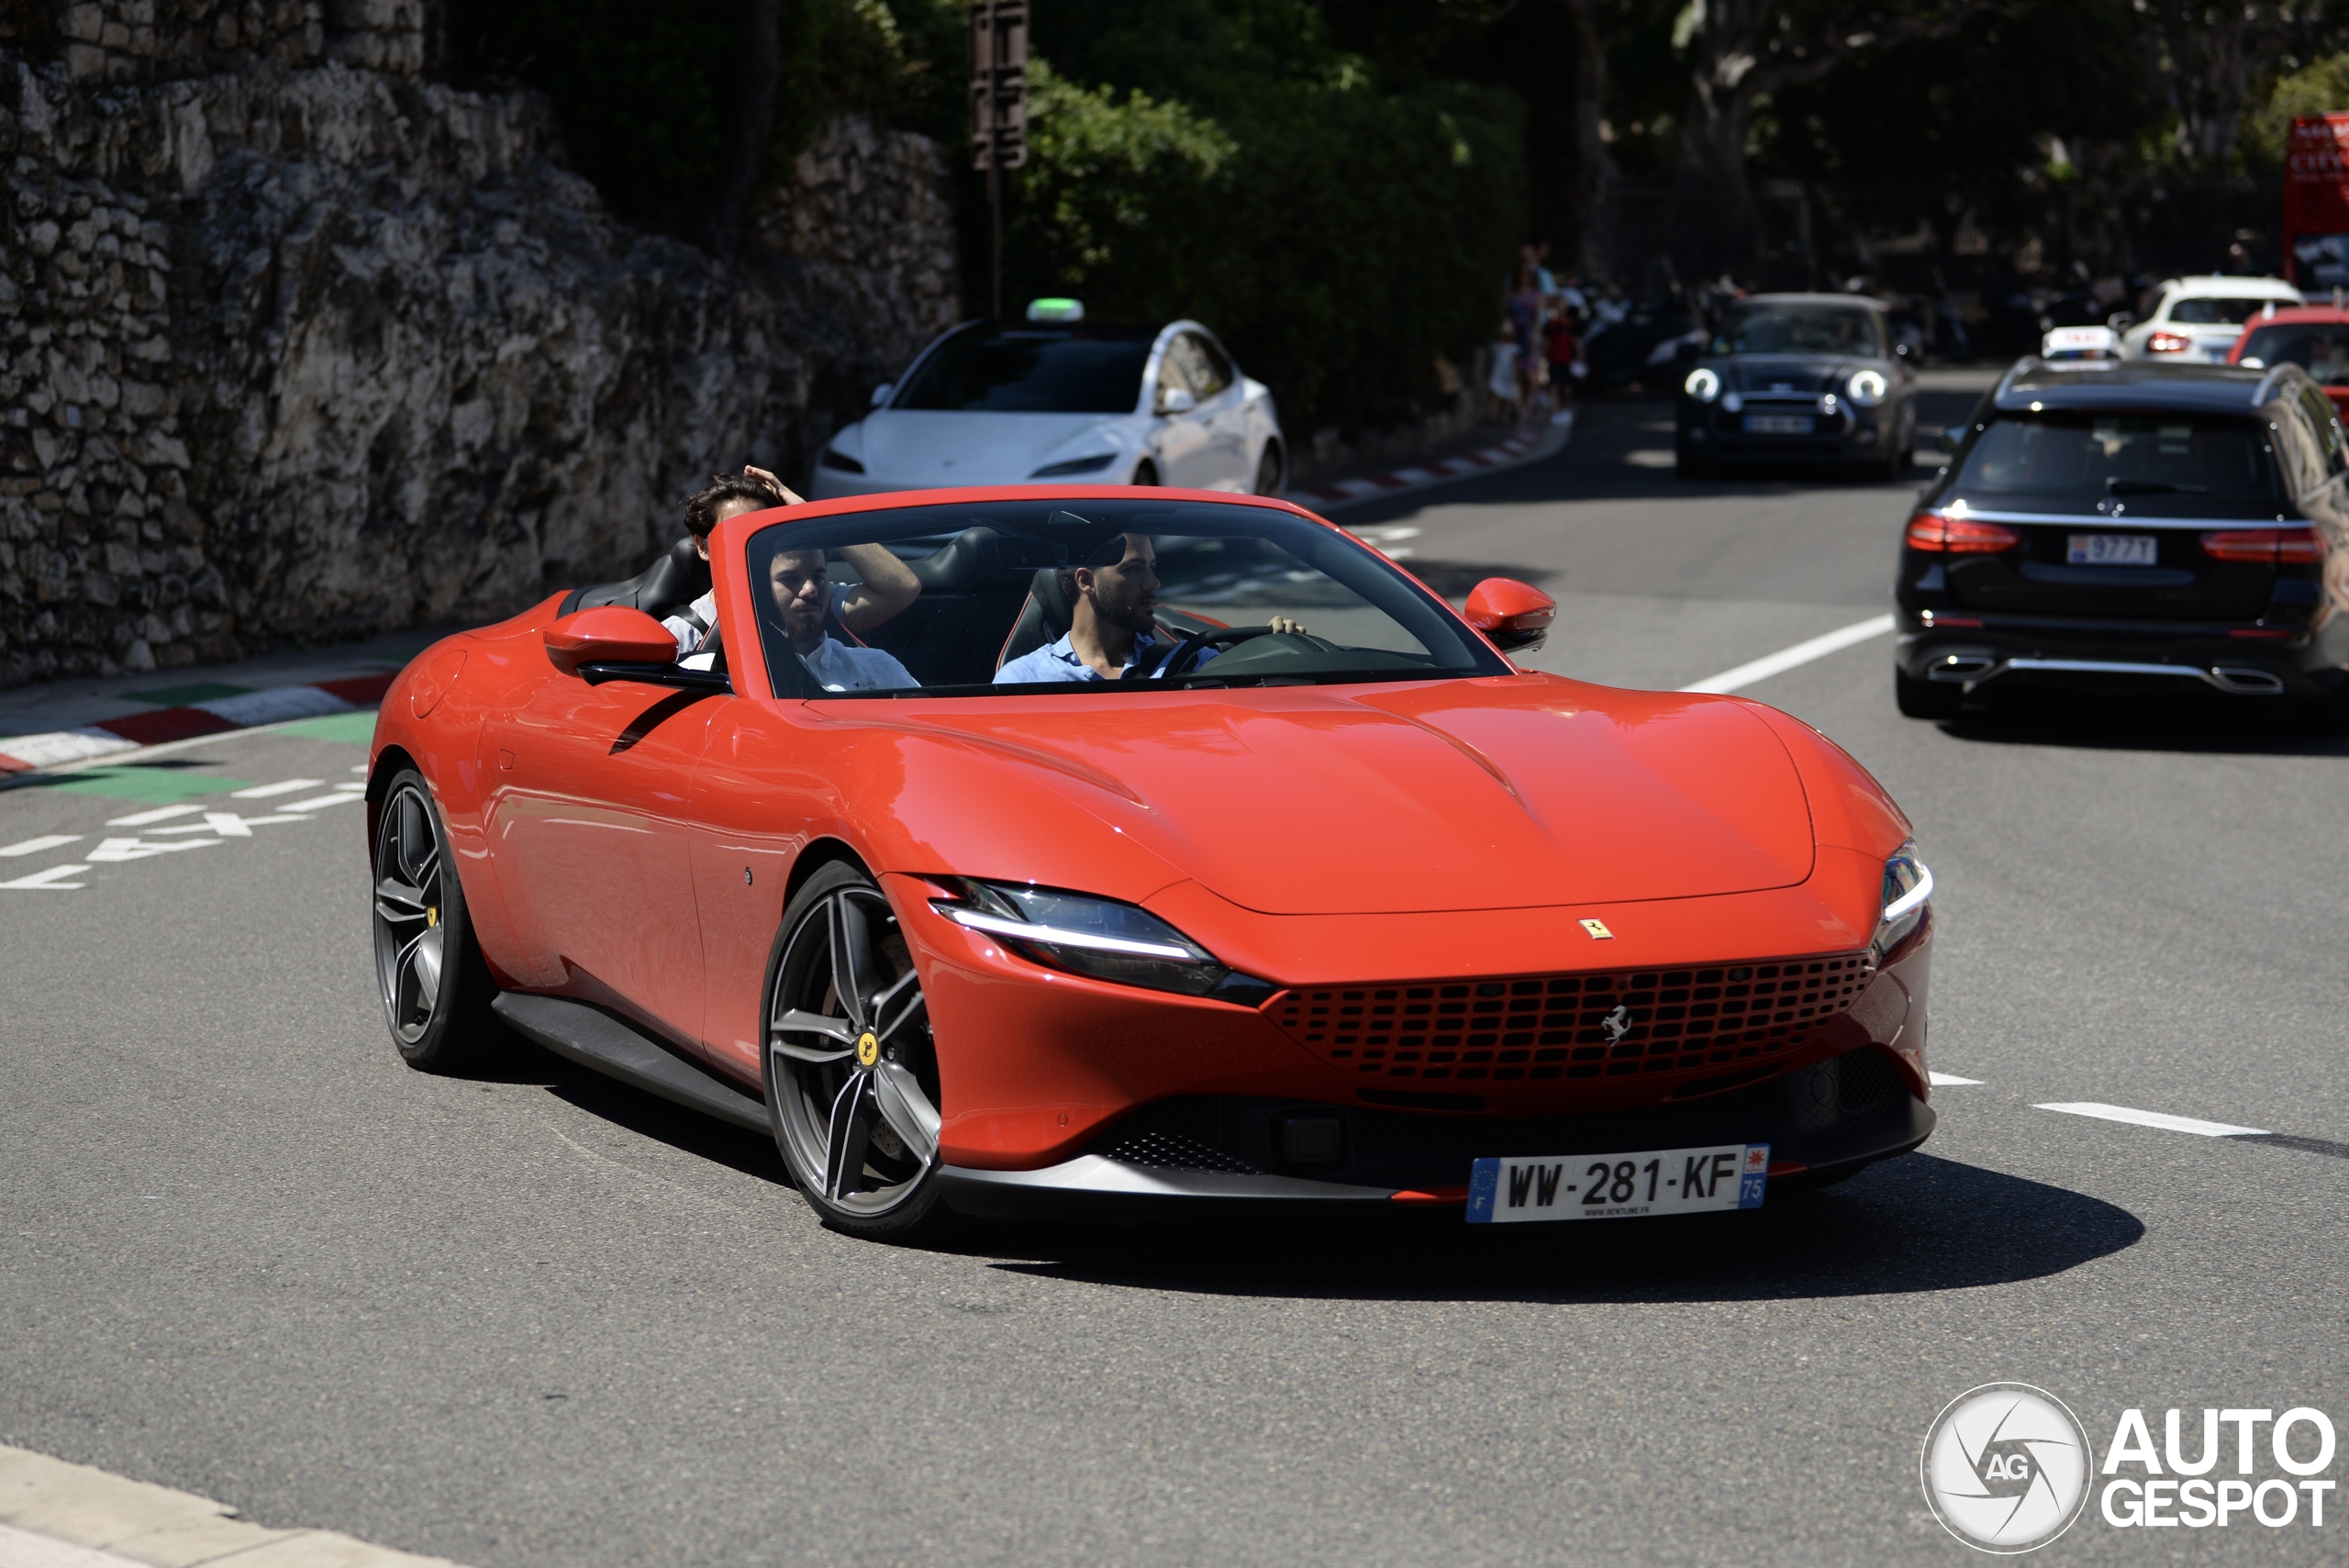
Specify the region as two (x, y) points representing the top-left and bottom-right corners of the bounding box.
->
(2106, 478), (2207, 495)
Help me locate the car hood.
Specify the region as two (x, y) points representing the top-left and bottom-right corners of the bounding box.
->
(850, 679), (1815, 915)
(852, 410), (1134, 484)
(1720, 355), (1872, 395)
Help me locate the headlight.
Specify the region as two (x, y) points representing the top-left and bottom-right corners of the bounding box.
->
(1030, 452), (1119, 478)
(1847, 369), (1888, 406)
(1684, 366), (1721, 402)
(929, 879), (1276, 1004)
(1871, 841), (1933, 964)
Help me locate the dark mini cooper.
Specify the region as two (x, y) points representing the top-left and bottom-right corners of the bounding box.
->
(1893, 359), (2349, 719)
(1675, 294), (1920, 478)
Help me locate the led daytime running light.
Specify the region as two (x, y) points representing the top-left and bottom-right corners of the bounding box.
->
(1883, 863), (1933, 922)
(930, 902), (1204, 962)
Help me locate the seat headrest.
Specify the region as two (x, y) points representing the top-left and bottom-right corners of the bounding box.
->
(1026, 564), (1076, 633)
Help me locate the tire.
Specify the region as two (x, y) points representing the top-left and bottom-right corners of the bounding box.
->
(1675, 446), (1714, 480)
(1131, 461), (1160, 487)
(761, 861), (950, 1240)
(372, 770), (500, 1072)
(1895, 665), (1963, 720)
(1253, 443), (1284, 495)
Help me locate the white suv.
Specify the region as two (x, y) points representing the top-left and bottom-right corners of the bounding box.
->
(2121, 275), (2303, 363)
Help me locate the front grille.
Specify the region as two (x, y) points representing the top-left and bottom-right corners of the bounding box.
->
(1093, 1098), (1263, 1173)
(1271, 954), (1873, 1087)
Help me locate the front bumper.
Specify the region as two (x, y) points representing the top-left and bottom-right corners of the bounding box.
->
(1678, 402), (1896, 464)
(940, 1045), (1933, 1218)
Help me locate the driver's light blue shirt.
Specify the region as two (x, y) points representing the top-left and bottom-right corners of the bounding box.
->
(996, 630), (1195, 684)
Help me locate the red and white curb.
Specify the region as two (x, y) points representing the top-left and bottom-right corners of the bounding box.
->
(1286, 413), (1571, 508)
(0, 673), (392, 774)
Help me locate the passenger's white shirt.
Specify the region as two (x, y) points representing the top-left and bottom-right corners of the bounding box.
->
(662, 591), (719, 660)
(794, 634), (916, 692)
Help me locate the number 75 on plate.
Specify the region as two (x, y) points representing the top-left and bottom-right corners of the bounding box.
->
(1464, 1143), (1769, 1224)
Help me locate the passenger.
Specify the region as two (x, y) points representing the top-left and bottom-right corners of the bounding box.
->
(770, 549), (918, 692)
(662, 466), (920, 659)
(995, 533), (1303, 684)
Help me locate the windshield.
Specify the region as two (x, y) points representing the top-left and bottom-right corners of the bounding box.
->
(2239, 324), (2349, 385)
(1711, 305), (1877, 356)
(1954, 413), (2281, 498)
(742, 499), (1511, 699)
(2169, 297), (2284, 326)
(892, 325), (1155, 414)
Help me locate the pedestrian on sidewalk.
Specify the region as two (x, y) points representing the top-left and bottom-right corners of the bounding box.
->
(1543, 303), (1580, 411)
(1508, 261), (1545, 423)
(1486, 318), (1522, 423)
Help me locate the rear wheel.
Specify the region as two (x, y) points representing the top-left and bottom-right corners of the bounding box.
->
(1675, 444), (1714, 480)
(1895, 666), (1963, 720)
(372, 771), (499, 1071)
(762, 862), (949, 1240)
(1131, 461), (1160, 487)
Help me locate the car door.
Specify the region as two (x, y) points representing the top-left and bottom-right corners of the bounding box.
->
(1150, 333), (1218, 487)
(479, 671), (716, 1047)
(1188, 332), (1253, 487)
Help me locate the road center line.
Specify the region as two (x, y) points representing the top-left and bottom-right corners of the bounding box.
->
(1679, 613), (1898, 695)
(2034, 1101), (2270, 1138)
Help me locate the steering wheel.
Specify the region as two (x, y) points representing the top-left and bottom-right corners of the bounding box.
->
(1124, 625), (1276, 681)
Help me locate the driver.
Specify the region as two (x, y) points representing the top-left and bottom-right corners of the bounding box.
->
(770, 548), (918, 692)
(994, 533), (1303, 684)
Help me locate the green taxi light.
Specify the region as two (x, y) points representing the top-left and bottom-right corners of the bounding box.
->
(1026, 298), (1085, 323)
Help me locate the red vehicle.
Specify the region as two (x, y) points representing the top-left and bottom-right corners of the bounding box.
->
(2228, 306), (2349, 417)
(366, 488), (1936, 1239)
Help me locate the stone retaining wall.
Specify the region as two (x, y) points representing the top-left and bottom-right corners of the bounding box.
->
(0, 1), (961, 685)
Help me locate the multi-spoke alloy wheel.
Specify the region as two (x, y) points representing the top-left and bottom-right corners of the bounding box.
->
(372, 769), (494, 1071)
(763, 862), (947, 1237)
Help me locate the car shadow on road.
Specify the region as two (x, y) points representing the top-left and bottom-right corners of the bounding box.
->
(970, 1153), (2143, 1304)
(1930, 690), (2349, 758)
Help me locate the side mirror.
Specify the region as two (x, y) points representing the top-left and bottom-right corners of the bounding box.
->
(870, 382), (895, 407)
(1156, 386), (1197, 417)
(1930, 424), (1968, 450)
(1464, 577), (1556, 655)
(544, 606), (677, 676)
(2105, 311), (2134, 332)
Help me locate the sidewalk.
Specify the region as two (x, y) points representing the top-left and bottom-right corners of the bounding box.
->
(1284, 410), (1573, 510)
(0, 628), (440, 773)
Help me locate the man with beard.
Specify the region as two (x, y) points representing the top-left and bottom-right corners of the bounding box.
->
(994, 532), (1303, 684)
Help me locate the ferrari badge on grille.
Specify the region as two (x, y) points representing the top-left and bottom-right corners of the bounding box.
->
(1579, 918), (1613, 940)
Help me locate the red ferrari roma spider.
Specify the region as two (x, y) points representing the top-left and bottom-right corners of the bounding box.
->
(367, 488), (1935, 1239)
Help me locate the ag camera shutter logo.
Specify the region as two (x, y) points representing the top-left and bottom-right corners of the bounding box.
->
(1920, 1383), (2093, 1552)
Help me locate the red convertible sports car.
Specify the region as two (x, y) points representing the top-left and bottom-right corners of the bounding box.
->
(367, 487), (1935, 1240)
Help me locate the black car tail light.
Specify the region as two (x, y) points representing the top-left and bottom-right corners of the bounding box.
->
(1905, 511), (2021, 553)
(2200, 526), (2322, 563)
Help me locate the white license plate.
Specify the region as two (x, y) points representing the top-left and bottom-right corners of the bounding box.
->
(2066, 533), (2158, 565)
(1465, 1142), (1769, 1224)
(1744, 415), (1813, 434)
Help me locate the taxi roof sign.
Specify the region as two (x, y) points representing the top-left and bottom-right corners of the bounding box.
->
(1026, 298), (1084, 323)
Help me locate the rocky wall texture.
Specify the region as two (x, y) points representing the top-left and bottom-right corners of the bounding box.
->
(0, 12), (960, 685)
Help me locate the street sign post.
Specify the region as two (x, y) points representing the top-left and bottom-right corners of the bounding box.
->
(970, 1), (1029, 321)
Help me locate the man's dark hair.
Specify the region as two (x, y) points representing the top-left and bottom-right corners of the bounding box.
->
(684, 473), (781, 539)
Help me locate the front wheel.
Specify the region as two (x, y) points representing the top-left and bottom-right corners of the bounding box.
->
(762, 862), (949, 1240)
(372, 770), (499, 1071)
(1131, 461), (1160, 487)
(1253, 443), (1284, 495)
(1895, 666), (1963, 720)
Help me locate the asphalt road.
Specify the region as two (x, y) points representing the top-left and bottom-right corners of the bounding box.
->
(6, 385), (2348, 1567)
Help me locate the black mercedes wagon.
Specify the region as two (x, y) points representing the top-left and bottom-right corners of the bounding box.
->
(1892, 359), (2349, 718)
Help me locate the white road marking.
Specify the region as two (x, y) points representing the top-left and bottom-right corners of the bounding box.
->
(1680, 613), (1898, 695)
(2035, 1102), (2270, 1138)
(0, 834), (81, 858)
(0, 864), (90, 891)
(1930, 1072), (1984, 1085)
(84, 837), (222, 862)
(150, 814), (308, 835)
(105, 803), (205, 827)
(284, 791), (365, 811)
(230, 777), (326, 798)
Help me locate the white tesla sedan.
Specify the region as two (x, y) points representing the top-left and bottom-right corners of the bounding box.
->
(807, 305), (1286, 499)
